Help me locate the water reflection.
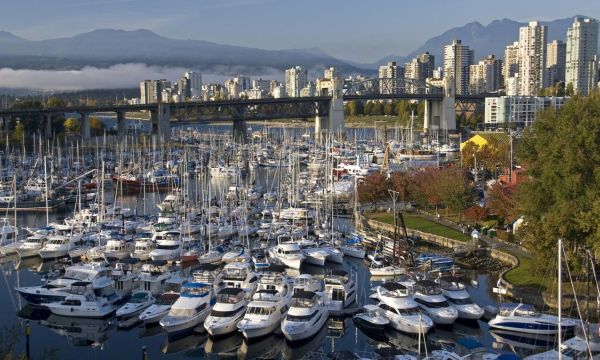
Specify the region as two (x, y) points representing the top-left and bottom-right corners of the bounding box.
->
(161, 332), (207, 355)
(490, 329), (557, 356)
(281, 324), (327, 360)
(237, 334), (285, 360)
(42, 314), (112, 348)
(205, 332), (245, 356)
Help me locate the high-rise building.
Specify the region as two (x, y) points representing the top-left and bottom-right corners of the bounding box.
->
(566, 17), (599, 95)
(235, 76), (252, 91)
(300, 81), (316, 97)
(443, 40), (474, 95)
(185, 71), (202, 99)
(285, 66), (308, 98)
(518, 21), (547, 96)
(469, 55), (503, 94)
(317, 67), (343, 97)
(378, 61), (405, 94)
(252, 78), (272, 91)
(224, 78), (242, 99)
(140, 79), (169, 104)
(546, 40), (566, 87)
(503, 42), (520, 86)
(177, 76), (191, 100)
(405, 52), (435, 93)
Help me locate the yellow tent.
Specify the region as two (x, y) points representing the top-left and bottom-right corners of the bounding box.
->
(460, 133), (510, 150)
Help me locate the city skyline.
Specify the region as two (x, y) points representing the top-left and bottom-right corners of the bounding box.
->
(1, 0), (600, 63)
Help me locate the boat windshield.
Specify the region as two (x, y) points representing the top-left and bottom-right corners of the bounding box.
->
(246, 306), (275, 316)
(415, 298), (450, 308)
(130, 292), (149, 303)
(289, 297), (315, 308)
(210, 307), (244, 318)
(447, 297), (473, 305)
(286, 310), (317, 322)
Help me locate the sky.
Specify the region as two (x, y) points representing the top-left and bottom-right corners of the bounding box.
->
(1, 0), (600, 64)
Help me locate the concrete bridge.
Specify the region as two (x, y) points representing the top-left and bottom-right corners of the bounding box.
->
(0, 76), (491, 142)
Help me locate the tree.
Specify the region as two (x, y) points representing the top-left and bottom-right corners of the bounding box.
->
(517, 94), (600, 270)
(437, 167), (473, 221)
(346, 100), (363, 116)
(464, 205), (488, 222)
(371, 101), (384, 116)
(88, 117), (106, 136)
(487, 182), (518, 221)
(389, 171), (414, 209)
(63, 118), (81, 133)
(565, 82), (574, 96)
(357, 173), (390, 209)
(364, 101), (374, 115)
(383, 101), (394, 116)
(11, 121), (24, 144)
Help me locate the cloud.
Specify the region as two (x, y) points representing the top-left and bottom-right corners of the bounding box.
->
(0, 64), (188, 91)
(0, 63), (287, 91)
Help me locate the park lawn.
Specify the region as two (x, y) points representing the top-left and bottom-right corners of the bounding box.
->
(366, 212), (471, 242)
(504, 251), (546, 290)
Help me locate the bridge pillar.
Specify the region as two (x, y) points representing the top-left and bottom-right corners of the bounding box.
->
(232, 120), (248, 144)
(315, 98), (344, 141)
(116, 111), (126, 137)
(80, 113), (91, 139)
(424, 76), (456, 131)
(151, 104), (171, 142)
(43, 114), (52, 138)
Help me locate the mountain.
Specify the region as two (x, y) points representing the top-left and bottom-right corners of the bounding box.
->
(0, 29), (369, 75)
(354, 16), (586, 69)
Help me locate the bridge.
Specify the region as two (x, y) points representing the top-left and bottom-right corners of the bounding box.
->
(0, 75), (492, 142)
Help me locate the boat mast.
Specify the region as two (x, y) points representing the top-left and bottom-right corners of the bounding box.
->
(558, 237), (562, 360)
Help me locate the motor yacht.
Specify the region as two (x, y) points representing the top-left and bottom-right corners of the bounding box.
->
(323, 270), (357, 312)
(370, 282), (433, 335)
(412, 279), (458, 325)
(293, 274), (323, 294)
(46, 281), (120, 318)
(237, 287), (290, 339)
(281, 290), (328, 342)
(219, 261), (258, 297)
(297, 240), (328, 267)
(436, 276), (484, 320)
(340, 243), (365, 259)
(116, 290), (155, 319)
(131, 234), (156, 261)
(38, 235), (73, 260)
(139, 260), (171, 296)
(353, 304), (389, 333)
(222, 246), (244, 263)
(102, 239), (133, 260)
(251, 248), (270, 271)
(488, 303), (578, 335)
(204, 287), (248, 336)
(111, 258), (140, 297)
(268, 242), (305, 270)
(16, 262), (112, 306)
(149, 231), (182, 261)
(15, 234), (47, 259)
(139, 292), (180, 324)
(160, 282), (214, 335)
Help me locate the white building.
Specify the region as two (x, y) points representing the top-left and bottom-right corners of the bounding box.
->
(485, 95), (566, 127)
(518, 21), (547, 96)
(566, 17), (599, 95)
(271, 84), (285, 98)
(469, 55), (503, 94)
(443, 39), (474, 95)
(546, 40), (566, 86)
(185, 71), (202, 99)
(285, 66), (308, 98)
(317, 67), (343, 97)
(378, 61), (404, 94)
(247, 88), (264, 99)
(503, 42), (520, 88)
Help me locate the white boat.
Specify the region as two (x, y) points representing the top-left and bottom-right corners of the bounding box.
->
(111, 258), (140, 297)
(198, 250), (223, 265)
(204, 287), (248, 336)
(222, 246), (244, 263)
(237, 288), (291, 339)
(437, 276), (484, 320)
(159, 282), (214, 335)
(38, 236), (73, 260)
(292, 274), (322, 294)
(139, 293), (180, 324)
(139, 260), (171, 296)
(220, 261), (259, 297)
(353, 304), (389, 332)
(116, 290), (155, 319)
(370, 282), (433, 335)
(340, 244), (365, 259)
(298, 241), (328, 267)
(46, 281), (120, 318)
(412, 279), (458, 325)
(488, 303), (578, 335)
(102, 239), (133, 260)
(131, 235), (156, 261)
(268, 242), (305, 270)
(15, 234), (47, 259)
(370, 264), (406, 277)
(16, 262), (112, 306)
(323, 270), (357, 312)
(149, 231), (181, 261)
(281, 290), (328, 342)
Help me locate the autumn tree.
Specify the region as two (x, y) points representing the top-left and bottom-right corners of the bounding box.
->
(63, 118), (81, 133)
(11, 121), (24, 144)
(358, 173), (390, 209)
(88, 117), (106, 136)
(389, 171), (414, 209)
(437, 167), (473, 221)
(486, 182), (519, 222)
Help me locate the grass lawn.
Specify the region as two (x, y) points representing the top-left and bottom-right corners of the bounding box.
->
(366, 212), (471, 242)
(504, 251), (546, 290)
